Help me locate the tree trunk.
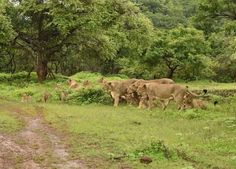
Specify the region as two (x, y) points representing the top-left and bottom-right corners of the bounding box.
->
(167, 66), (178, 79)
(167, 69), (174, 79)
(37, 53), (48, 82)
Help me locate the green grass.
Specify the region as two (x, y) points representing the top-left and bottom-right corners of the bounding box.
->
(0, 111), (24, 133)
(70, 71), (128, 83)
(180, 80), (236, 90)
(43, 101), (236, 169)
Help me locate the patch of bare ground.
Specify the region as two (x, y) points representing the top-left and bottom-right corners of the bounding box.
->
(0, 104), (87, 169)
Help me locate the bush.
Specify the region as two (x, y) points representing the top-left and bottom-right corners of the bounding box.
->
(129, 140), (177, 160)
(0, 72), (116, 104)
(68, 88), (112, 105)
(0, 72), (37, 83)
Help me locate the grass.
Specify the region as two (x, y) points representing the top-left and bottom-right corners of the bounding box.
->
(0, 111), (24, 133)
(42, 102), (236, 169)
(180, 80), (236, 90)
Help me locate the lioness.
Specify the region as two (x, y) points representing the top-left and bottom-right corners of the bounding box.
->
(127, 78), (174, 95)
(126, 78), (175, 107)
(67, 79), (79, 89)
(82, 80), (92, 88)
(21, 93), (32, 103)
(43, 91), (51, 103)
(137, 83), (198, 110)
(102, 79), (137, 107)
(182, 93), (207, 110)
(59, 91), (68, 102)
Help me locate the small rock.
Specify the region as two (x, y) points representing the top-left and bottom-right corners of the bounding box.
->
(139, 156), (152, 164)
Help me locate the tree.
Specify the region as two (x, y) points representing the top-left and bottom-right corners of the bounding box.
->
(6, 0), (96, 81)
(195, 0), (236, 81)
(145, 26), (211, 79)
(195, 0), (236, 34)
(199, 0), (236, 21)
(132, 0), (199, 29)
(0, 1), (15, 46)
(209, 22), (236, 82)
(3, 0), (153, 81)
(0, 1), (16, 72)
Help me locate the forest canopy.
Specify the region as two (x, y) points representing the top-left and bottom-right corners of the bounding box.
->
(0, 0), (235, 82)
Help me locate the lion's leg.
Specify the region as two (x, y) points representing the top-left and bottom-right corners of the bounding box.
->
(159, 100), (166, 110)
(139, 97), (147, 109)
(114, 95), (120, 107)
(138, 100), (143, 109)
(173, 94), (184, 110)
(148, 97), (154, 110)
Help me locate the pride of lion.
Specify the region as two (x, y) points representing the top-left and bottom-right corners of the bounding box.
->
(20, 77), (206, 110)
(101, 78), (207, 110)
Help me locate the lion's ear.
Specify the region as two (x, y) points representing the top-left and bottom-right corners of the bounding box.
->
(100, 77), (105, 83)
(107, 82), (115, 89)
(107, 82), (112, 86)
(143, 84), (147, 89)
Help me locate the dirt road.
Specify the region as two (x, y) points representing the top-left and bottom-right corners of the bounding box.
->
(0, 104), (86, 169)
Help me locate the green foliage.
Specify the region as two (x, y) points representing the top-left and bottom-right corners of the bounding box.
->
(118, 58), (151, 79)
(68, 88), (112, 105)
(145, 26), (212, 79)
(194, 0), (236, 82)
(194, 0), (236, 34)
(133, 0), (199, 29)
(0, 0), (236, 82)
(129, 140), (177, 160)
(208, 22), (236, 82)
(0, 1), (15, 45)
(1, 0), (154, 81)
(133, 0), (182, 29)
(0, 72), (37, 83)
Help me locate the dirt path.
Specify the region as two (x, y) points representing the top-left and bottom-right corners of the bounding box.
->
(0, 104), (86, 169)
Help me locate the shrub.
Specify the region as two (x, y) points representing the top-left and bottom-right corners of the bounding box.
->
(129, 140), (177, 160)
(68, 88), (112, 105)
(0, 72), (38, 89)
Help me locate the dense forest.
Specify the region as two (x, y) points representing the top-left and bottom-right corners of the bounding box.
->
(0, 0), (236, 82)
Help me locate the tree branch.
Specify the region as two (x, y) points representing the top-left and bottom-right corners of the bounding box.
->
(16, 31), (40, 50)
(46, 27), (79, 56)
